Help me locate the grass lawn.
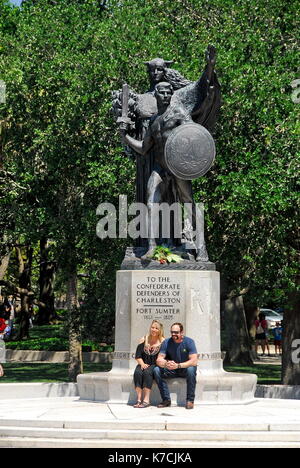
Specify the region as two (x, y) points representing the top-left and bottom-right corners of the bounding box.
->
(0, 363), (112, 383)
(224, 364), (281, 385)
(0, 362), (281, 384)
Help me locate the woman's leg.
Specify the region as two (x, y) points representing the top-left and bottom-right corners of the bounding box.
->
(141, 366), (155, 404)
(135, 387), (143, 404)
(142, 387), (151, 404)
(265, 338), (271, 356)
(0, 364), (4, 377)
(133, 366), (144, 405)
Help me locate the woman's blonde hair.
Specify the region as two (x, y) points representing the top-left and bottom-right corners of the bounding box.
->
(144, 320), (165, 346)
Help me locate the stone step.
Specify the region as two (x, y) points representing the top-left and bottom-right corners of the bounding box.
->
(1, 436), (300, 449)
(2, 380), (299, 403)
(0, 382), (78, 400)
(1, 426), (300, 443)
(2, 418), (300, 432)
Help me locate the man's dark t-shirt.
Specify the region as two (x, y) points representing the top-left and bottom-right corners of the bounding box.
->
(160, 337), (197, 363)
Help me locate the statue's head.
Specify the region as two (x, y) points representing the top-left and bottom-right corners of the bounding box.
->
(154, 81), (174, 107)
(144, 58), (174, 85)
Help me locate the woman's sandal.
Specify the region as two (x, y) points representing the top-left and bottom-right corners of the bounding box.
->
(133, 400), (142, 408)
(138, 401), (150, 408)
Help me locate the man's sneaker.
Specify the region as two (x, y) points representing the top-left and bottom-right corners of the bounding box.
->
(157, 400), (171, 408)
(185, 401), (194, 409)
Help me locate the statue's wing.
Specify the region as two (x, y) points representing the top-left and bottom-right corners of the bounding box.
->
(172, 68), (221, 134)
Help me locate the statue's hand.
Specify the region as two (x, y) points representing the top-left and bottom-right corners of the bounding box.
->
(117, 118), (131, 133)
(206, 45), (216, 66)
(118, 126), (127, 146)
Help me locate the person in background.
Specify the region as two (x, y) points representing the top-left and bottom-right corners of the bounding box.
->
(272, 322), (283, 355)
(133, 320), (165, 408)
(7, 296), (15, 339)
(264, 328), (272, 357)
(0, 314), (7, 377)
(254, 313), (268, 356)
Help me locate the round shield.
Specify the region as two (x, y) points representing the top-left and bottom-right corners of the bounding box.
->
(164, 123), (216, 180)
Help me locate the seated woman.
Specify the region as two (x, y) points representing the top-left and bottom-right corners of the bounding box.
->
(133, 320), (164, 408)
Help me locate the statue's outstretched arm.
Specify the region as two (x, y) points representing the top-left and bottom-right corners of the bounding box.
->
(204, 45), (217, 84)
(191, 45), (221, 131)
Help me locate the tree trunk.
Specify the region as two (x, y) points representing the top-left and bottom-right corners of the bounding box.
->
(244, 302), (259, 336)
(36, 238), (56, 325)
(223, 295), (254, 366)
(0, 233), (11, 281)
(282, 275), (300, 385)
(16, 246), (33, 340)
(0, 251), (10, 281)
(66, 264), (83, 382)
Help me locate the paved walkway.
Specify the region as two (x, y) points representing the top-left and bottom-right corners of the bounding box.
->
(253, 343), (282, 365)
(0, 396), (298, 426)
(0, 396), (300, 447)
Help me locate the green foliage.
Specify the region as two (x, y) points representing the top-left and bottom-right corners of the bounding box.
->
(79, 238), (128, 343)
(150, 246), (183, 264)
(0, 0), (19, 35)
(6, 337), (114, 351)
(6, 324), (114, 350)
(6, 337), (68, 351)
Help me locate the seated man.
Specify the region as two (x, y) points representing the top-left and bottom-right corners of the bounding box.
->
(154, 322), (198, 409)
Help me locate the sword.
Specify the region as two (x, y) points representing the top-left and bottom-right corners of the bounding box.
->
(117, 83), (134, 131)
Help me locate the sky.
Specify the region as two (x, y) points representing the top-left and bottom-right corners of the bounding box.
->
(10, 0), (23, 6)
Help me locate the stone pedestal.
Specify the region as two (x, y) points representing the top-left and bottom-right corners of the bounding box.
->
(77, 270), (257, 405)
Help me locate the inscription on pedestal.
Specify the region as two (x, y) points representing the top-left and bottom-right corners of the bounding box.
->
(131, 271), (185, 328)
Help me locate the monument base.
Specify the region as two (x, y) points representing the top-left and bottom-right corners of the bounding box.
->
(77, 370), (257, 405)
(78, 268), (257, 405)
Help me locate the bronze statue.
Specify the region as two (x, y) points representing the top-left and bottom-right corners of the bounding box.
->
(112, 46), (220, 263)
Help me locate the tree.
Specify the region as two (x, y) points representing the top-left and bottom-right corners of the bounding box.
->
(36, 237), (56, 325)
(0, 0), (18, 35)
(222, 295), (254, 366)
(0, 0), (133, 378)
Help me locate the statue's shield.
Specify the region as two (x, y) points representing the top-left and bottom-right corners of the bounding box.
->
(164, 123), (216, 180)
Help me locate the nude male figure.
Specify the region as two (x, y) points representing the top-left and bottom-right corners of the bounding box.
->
(121, 82), (208, 261)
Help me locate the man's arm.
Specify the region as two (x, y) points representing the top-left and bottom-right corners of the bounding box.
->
(176, 353), (198, 369)
(156, 352), (168, 368)
(157, 353), (198, 370)
(121, 129), (154, 156)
